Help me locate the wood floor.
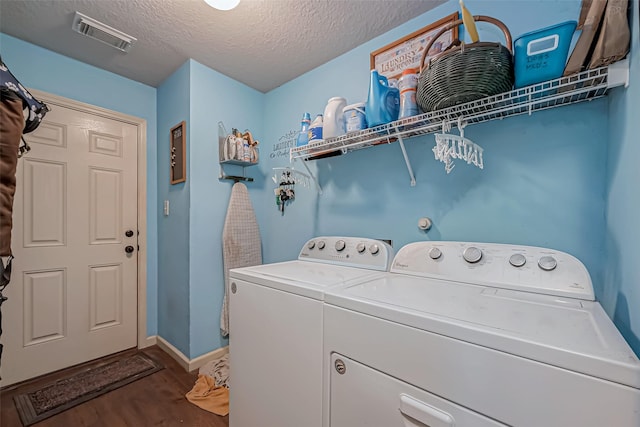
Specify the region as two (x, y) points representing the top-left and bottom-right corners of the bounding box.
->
(0, 346), (229, 427)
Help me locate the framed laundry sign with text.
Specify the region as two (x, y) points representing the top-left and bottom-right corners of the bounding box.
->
(370, 12), (459, 85)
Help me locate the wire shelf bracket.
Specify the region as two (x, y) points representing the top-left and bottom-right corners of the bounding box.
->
(608, 58), (629, 88)
(296, 161), (322, 194)
(392, 124), (416, 187)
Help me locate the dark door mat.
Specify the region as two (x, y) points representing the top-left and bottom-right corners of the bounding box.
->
(13, 352), (163, 426)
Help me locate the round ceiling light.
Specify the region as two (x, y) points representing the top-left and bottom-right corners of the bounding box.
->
(204, 0), (240, 11)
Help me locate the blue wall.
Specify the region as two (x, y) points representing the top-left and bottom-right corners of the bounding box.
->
(261, 0), (607, 284)
(157, 61), (191, 356)
(0, 33), (159, 336)
(605, 1), (640, 354)
(3, 0), (638, 360)
(187, 60), (264, 357)
(259, 0), (640, 357)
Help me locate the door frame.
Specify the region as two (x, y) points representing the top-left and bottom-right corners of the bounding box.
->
(29, 89), (150, 349)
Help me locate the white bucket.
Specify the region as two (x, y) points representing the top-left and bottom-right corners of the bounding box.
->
(342, 102), (367, 133)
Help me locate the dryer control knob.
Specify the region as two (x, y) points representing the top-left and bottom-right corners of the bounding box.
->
(538, 256), (557, 271)
(317, 240), (326, 250)
(369, 244), (380, 255)
(509, 253), (526, 267)
(335, 240), (346, 251)
(428, 247), (442, 260)
(463, 246), (482, 264)
(356, 243), (366, 253)
(307, 241), (315, 250)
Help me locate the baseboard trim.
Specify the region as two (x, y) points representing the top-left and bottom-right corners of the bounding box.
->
(155, 336), (228, 372)
(139, 335), (158, 349)
(188, 346), (229, 372)
(156, 336), (190, 371)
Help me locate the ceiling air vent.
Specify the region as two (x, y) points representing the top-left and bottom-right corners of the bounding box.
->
(72, 12), (136, 52)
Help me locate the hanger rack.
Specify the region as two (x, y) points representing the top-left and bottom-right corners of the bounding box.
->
(272, 166), (322, 194)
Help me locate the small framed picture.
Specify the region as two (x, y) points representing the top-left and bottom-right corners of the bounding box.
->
(370, 12), (459, 86)
(170, 121), (186, 184)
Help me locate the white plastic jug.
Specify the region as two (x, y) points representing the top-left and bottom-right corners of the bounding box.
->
(323, 97), (347, 138)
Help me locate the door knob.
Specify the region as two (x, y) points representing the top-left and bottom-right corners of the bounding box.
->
(125, 230), (134, 237)
(125, 245), (135, 254)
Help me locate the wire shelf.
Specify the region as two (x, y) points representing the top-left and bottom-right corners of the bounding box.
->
(290, 62), (626, 163)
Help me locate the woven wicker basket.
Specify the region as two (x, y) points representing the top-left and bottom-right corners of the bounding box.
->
(417, 16), (514, 112)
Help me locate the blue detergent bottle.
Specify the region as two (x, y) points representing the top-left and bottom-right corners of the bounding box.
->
(365, 70), (400, 127)
(296, 112), (311, 147)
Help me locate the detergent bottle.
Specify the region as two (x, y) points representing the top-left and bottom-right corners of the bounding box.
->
(322, 97), (347, 138)
(398, 68), (419, 119)
(296, 112), (311, 147)
(307, 114), (323, 144)
(365, 70), (400, 128)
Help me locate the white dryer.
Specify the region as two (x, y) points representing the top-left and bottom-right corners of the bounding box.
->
(229, 236), (393, 427)
(324, 241), (640, 427)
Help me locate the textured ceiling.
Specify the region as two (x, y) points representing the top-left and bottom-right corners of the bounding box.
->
(0, 0), (445, 92)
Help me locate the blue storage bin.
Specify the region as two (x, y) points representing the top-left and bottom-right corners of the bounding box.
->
(514, 21), (577, 88)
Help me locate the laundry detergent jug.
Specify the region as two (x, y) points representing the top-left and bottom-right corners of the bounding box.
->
(323, 97), (347, 138)
(365, 70), (400, 128)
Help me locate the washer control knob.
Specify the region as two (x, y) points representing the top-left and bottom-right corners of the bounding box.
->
(509, 253), (526, 268)
(463, 246), (482, 264)
(307, 241), (315, 250)
(538, 256), (557, 271)
(369, 244), (380, 255)
(317, 241), (326, 250)
(356, 243), (366, 253)
(428, 247), (442, 260)
(335, 240), (346, 251)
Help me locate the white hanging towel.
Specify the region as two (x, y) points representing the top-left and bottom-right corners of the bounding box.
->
(220, 182), (262, 336)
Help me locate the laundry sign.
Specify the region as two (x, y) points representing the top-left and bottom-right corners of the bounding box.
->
(370, 12), (459, 84)
(270, 129), (297, 159)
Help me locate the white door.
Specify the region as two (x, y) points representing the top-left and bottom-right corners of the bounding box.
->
(0, 102), (138, 386)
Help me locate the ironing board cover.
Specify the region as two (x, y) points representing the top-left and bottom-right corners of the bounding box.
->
(220, 182), (262, 336)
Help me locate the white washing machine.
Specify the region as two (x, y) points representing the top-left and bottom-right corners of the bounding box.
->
(229, 236), (393, 427)
(324, 241), (640, 427)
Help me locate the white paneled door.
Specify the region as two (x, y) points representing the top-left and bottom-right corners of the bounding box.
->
(1, 103), (138, 386)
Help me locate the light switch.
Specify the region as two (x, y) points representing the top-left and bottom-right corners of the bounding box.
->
(164, 200), (170, 216)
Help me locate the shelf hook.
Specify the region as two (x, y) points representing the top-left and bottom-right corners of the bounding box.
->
(441, 119), (451, 134)
(457, 116), (467, 139)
